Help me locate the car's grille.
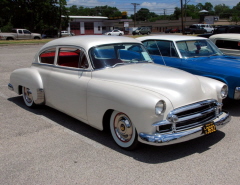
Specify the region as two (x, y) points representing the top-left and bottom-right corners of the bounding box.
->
(157, 99), (221, 133)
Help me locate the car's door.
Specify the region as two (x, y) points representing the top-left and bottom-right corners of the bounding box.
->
(23, 30), (32, 39)
(17, 30), (25, 39)
(175, 40), (212, 76)
(142, 40), (181, 68)
(46, 46), (91, 121)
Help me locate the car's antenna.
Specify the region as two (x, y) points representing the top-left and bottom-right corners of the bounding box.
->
(155, 42), (166, 66)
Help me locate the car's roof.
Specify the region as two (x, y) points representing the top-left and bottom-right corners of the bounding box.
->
(136, 35), (208, 42)
(209, 33), (240, 40)
(40, 35), (141, 51)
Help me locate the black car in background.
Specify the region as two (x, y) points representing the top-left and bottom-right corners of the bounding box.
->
(184, 25), (205, 34)
(198, 25), (240, 38)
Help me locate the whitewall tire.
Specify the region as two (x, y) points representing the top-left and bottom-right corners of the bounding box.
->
(110, 111), (139, 150)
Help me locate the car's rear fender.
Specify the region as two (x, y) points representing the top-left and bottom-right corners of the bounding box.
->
(10, 68), (44, 103)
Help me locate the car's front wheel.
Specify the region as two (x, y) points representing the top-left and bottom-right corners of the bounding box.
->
(22, 86), (36, 108)
(119, 33), (122, 36)
(110, 111), (139, 150)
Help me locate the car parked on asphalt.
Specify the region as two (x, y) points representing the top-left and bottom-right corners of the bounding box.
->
(104, 29), (124, 36)
(0, 28), (41, 40)
(184, 25), (205, 34)
(198, 25), (240, 38)
(58, 30), (74, 37)
(193, 24), (214, 33)
(137, 35), (240, 100)
(8, 35), (230, 150)
(209, 34), (240, 57)
(132, 27), (151, 35)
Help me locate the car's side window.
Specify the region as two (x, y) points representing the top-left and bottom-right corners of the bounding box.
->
(142, 40), (161, 55)
(39, 48), (56, 64)
(57, 47), (88, 69)
(156, 40), (178, 57)
(215, 40), (240, 50)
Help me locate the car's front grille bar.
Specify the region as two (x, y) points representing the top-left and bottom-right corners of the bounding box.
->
(155, 99), (221, 133)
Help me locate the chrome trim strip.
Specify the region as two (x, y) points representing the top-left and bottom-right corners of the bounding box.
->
(8, 83), (14, 91)
(139, 111), (231, 146)
(170, 99), (217, 114)
(234, 87), (240, 100)
(176, 107), (215, 122)
(31, 63), (93, 72)
(34, 88), (45, 104)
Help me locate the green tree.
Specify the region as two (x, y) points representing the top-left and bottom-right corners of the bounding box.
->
(0, 0), (69, 33)
(214, 4), (231, 18)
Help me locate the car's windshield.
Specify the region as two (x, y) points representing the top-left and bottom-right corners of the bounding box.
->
(90, 43), (153, 69)
(176, 39), (223, 58)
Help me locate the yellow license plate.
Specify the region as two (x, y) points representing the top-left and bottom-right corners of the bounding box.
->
(203, 122), (216, 135)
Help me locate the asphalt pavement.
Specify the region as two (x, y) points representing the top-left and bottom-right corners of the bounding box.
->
(0, 44), (240, 185)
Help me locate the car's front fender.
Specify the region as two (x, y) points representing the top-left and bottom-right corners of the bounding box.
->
(86, 79), (173, 133)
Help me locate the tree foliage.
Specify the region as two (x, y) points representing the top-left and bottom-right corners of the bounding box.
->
(68, 5), (122, 18)
(0, 0), (69, 33)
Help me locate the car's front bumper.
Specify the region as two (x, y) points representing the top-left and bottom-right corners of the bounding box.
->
(234, 87), (240, 100)
(139, 111), (231, 146)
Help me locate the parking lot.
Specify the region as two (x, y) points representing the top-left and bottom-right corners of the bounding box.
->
(0, 44), (240, 185)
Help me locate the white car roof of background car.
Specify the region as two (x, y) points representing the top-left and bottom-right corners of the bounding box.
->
(136, 35), (208, 42)
(40, 35), (142, 51)
(209, 33), (240, 40)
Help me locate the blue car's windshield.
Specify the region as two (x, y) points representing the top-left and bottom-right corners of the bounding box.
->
(176, 39), (223, 58)
(90, 43), (153, 69)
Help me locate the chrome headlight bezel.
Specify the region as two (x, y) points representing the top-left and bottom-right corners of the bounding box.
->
(155, 100), (166, 116)
(220, 85), (228, 99)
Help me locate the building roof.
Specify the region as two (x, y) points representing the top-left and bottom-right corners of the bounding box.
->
(68, 16), (108, 19)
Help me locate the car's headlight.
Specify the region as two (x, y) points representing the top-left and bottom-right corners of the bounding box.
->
(155, 100), (166, 115)
(220, 85), (228, 99)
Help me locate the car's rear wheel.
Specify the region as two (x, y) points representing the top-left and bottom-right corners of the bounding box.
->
(110, 111), (139, 150)
(22, 86), (36, 108)
(147, 32), (150, 35)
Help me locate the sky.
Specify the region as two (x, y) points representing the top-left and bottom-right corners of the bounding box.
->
(66, 0), (239, 15)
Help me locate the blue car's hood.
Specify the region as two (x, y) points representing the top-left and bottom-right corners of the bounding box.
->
(186, 55), (240, 71)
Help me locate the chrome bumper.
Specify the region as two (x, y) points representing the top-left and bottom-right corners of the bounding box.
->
(139, 111), (231, 146)
(234, 87), (240, 100)
(8, 83), (14, 91)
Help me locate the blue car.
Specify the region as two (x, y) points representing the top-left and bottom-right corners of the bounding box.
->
(137, 35), (240, 100)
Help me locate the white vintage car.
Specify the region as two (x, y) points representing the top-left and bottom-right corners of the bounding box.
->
(104, 29), (124, 36)
(8, 35), (230, 150)
(209, 33), (240, 57)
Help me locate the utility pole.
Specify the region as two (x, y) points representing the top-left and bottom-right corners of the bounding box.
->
(131, 3), (140, 27)
(180, 0), (185, 34)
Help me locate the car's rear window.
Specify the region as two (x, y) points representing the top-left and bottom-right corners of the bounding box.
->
(215, 40), (240, 50)
(39, 48), (56, 64)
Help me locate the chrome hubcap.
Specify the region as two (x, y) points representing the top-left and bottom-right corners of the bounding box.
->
(23, 87), (33, 103)
(114, 113), (133, 142)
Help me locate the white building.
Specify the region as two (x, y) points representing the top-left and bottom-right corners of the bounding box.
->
(66, 16), (115, 35)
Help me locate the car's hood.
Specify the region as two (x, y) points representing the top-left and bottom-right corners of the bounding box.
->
(92, 63), (214, 108)
(186, 55), (240, 71)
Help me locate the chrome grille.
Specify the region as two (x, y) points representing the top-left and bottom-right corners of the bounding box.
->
(157, 99), (221, 133)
